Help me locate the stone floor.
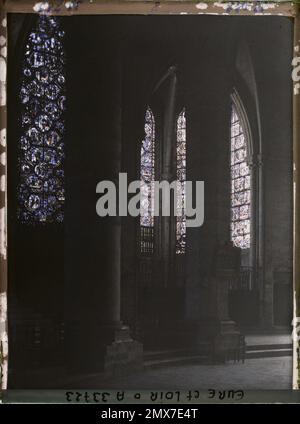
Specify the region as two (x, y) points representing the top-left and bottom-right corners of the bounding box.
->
(245, 334), (292, 346)
(73, 356), (293, 390)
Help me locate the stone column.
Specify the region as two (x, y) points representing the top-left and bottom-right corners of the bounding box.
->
(87, 36), (143, 374)
(211, 242), (242, 362)
(98, 218), (143, 374)
(64, 22), (142, 375)
(161, 67), (177, 287)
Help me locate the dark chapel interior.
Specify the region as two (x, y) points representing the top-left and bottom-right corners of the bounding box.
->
(6, 13), (293, 388)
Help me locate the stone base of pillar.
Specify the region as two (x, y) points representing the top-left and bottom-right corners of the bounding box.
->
(178, 319), (243, 363)
(212, 320), (243, 363)
(181, 319), (216, 347)
(102, 324), (143, 374)
(66, 321), (143, 375)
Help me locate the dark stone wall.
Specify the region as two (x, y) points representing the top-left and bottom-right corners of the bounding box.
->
(119, 16), (293, 331)
(251, 19), (293, 327)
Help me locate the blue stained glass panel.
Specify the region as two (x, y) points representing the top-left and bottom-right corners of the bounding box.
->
(140, 107), (155, 228)
(230, 104), (251, 249)
(176, 109), (186, 254)
(18, 15), (66, 224)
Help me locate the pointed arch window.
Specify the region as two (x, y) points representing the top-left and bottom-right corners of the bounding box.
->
(18, 15), (66, 223)
(176, 109), (186, 254)
(140, 107), (155, 253)
(230, 102), (251, 249)
(139, 106), (187, 255)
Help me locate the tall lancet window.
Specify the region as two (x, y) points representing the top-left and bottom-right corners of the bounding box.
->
(230, 103), (251, 249)
(140, 107), (155, 253)
(18, 15), (66, 223)
(176, 109), (186, 254)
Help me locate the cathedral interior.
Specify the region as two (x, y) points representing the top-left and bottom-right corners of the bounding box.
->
(6, 13), (293, 388)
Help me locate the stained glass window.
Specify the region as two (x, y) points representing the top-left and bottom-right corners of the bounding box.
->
(140, 107), (155, 253)
(176, 109), (186, 254)
(18, 15), (66, 223)
(230, 103), (251, 249)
